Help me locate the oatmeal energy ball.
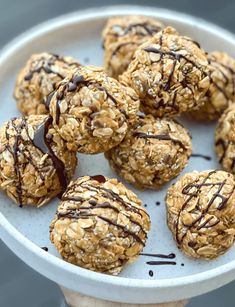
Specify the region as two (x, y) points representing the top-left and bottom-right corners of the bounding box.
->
(105, 114), (192, 189)
(166, 170), (235, 260)
(14, 52), (80, 115)
(190, 51), (235, 121)
(102, 15), (164, 79)
(215, 104), (235, 173)
(0, 115), (77, 207)
(50, 175), (150, 275)
(120, 27), (210, 118)
(49, 65), (140, 153)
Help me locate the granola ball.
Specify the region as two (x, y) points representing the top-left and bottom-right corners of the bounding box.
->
(215, 104), (235, 174)
(49, 65), (140, 153)
(102, 15), (164, 79)
(190, 52), (235, 121)
(105, 114), (192, 189)
(14, 52), (80, 115)
(0, 115), (77, 207)
(166, 170), (235, 260)
(50, 175), (150, 275)
(120, 27), (210, 118)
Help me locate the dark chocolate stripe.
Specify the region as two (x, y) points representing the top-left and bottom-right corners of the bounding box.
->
(32, 116), (68, 196)
(134, 132), (186, 150)
(175, 171), (234, 244)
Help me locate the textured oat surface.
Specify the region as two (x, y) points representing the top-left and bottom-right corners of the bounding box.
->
(49, 65), (140, 153)
(0, 115), (77, 207)
(166, 170), (235, 260)
(105, 114), (192, 189)
(50, 175), (150, 275)
(215, 104), (235, 173)
(102, 15), (164, 79)
(191, 51), (235, 121)
(120, 27), (210, 118)
(14, 52), (80, 115)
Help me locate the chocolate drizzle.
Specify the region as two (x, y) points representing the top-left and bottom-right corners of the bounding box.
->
(109, 42), (139, 65)
(24, 54), (79, 110)
(58, 177), (149, 246)
(149, 270), (154, 277)
(90, 175), (106, 183)
(176, 170), (235, 244)
(143, 44), (207, 109)
(209, 57), (235, 98)
(54, 73), (114, 125)
(215, 138), (235, 170)
(140, 252), (176, 259)
(24, 54), (76, 81)
(32, 116), (68, 196)
(4, 116), (67, 206)
(146, 261), (176, 266)
(191, 153), (211, 161)
(113, 22), (162, 37)
(134, 132), (186, 150)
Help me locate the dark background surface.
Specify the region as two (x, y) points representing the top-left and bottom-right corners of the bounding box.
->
(1, 0), (235, 306)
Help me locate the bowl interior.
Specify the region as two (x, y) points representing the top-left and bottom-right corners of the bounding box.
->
(0, 7), (235, 283)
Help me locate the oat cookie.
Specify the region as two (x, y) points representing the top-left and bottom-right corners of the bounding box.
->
(14, 52), (80, 115)
(0, 115), (77, 207)
(166, 170), (235, 260)
(215, 104), (235, 173)
(120, 27), (210, 118)
(102, 15), (164, 79)
(105, 114), (192, 189)
(50, 175), (150, 275)
(49, 65), (140, 153)
(190, 51), (235, 121)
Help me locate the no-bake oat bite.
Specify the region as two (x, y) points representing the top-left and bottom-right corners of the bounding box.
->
(14, 52), (80, 116)
(190, 51), (235, 121)
(102, 15), (164, 79)
(0, 115), (77, 207)
(166, 170), (235, 260)
(49, 65), (140, 153)
(120, 26), (210, 118)
(105, 114), (192, 189)
(215, 104), (235, 173)
(50, 175), (150, 275)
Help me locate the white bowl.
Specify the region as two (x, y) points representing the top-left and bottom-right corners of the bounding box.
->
(1, 5), (235, 304)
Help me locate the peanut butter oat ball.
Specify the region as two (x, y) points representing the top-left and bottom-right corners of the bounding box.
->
(102, 15), (164, 79)
(190, 51), (235, 121)
(50, 175), (150, 275)
(0, 115), (77, 207)
(105, 114), (192, 189)
(49, 65), (140, 153)
(120, 27), (210, 118)
(166, 170), (235, 260)
(14, 52), (80, 115)
(215, 104), (235, 173)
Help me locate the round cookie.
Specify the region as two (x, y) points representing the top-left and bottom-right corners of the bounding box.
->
(49, 65), (140, 153)
(50, 175), (150, 275)
(190, 51), (235, 121)
(120, 27), (210, 118)
(166, 170), (235, 260)
(102, 15), (164, 79)
(215, 104), (235, 173)
(14, 52), (80, 115)
(105, 114), (192, 189)
(0, 115), (77, 207)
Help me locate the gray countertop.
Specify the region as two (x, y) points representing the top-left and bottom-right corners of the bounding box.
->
(1, 0), (235, 306)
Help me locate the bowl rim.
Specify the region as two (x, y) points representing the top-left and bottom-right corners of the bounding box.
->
(1, 4), (235, 290)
